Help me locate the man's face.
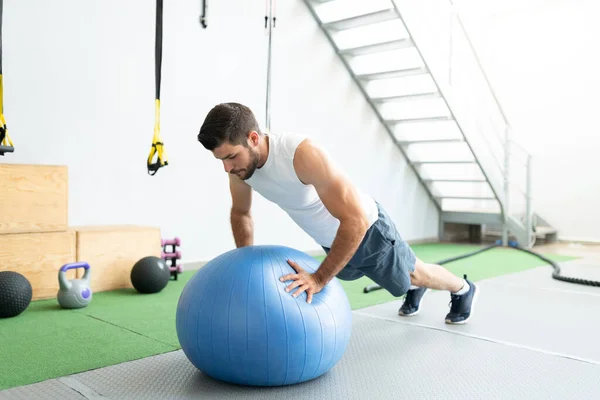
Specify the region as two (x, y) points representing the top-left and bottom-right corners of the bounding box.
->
(212, 140), (260, 180)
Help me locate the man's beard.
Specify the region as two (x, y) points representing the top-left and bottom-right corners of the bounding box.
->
(231, 148), (260, 180)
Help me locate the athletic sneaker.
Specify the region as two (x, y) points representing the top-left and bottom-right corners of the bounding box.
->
(445, 276), (478, 324)
(398, 286), (427, 316)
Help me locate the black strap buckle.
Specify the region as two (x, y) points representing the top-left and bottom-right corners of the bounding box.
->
(147, 142), (167, 175)
(0, 127), (14, 155)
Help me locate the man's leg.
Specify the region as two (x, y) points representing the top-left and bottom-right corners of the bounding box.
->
(399, 257), (478, 324)
(410, 257), (464, 292)
(343, 200), (478, 324)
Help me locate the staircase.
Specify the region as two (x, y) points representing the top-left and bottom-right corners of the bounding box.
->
(302, 0), (556, 248)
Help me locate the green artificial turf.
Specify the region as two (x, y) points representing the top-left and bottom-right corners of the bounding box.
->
(0, 243), (577, 390)
(0, 299), (177, 390)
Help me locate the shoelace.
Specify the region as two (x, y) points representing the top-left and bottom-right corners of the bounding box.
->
(448, 294), (462, 312)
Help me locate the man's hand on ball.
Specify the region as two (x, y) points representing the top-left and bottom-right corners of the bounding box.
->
(280, 260), (325, 304)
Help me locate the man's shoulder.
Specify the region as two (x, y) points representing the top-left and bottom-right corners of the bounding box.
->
(270, 131), (312, 158)
(271, 131), (310, 143)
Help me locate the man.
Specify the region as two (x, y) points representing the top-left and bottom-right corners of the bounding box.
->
(197, 102), (478, 324)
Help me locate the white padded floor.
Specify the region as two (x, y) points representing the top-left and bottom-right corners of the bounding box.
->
(1, 262), (600, 399)
(358, 262), (600, 365)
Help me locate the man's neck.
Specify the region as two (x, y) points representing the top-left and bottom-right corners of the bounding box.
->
(257, 134), (270, 169)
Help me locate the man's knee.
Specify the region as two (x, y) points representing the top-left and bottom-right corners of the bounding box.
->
(375, 276), (410, 297)
(365, 264), (413, 297)
(410, 258), (428, 286)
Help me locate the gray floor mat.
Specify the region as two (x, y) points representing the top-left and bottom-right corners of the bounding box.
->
(3, 313), (600, 400)
(3, 264), (600, 399)
(0, 379), (87, 400)
(357, 266), (600, 364)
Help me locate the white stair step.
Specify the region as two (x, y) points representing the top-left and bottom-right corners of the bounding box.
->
(534, 226), (558, 238)
(392, 120), (462, 142)
(420, 163), (486, 181)
(356, 67), (429, 81)
(423, 178), (486, 182)
(331, 18), (409, 51)
(412, 160), (476, 166)
(323, 9), (398, 31)
(441, 210), (504, 225)
(364, 74), (436, 98)
(385, 108), (452, 125)
(349, 47), (423, 76)
(398, 138), (463, 145)
(430, 181), (495, 198)
(379, 98), (450, 121)
(313, 0), (394, 24)
(340, 38), (414, 57)
(443, 205), (502, 214)
(386, 116), (454, 124)
(373, 92), (440, 103)
(406, 142), (472, 162)
(436, 195), (497, 200)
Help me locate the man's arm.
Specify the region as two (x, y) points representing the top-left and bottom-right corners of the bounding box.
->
(294, 139), (371, 286)
(229, 174), (254, 248)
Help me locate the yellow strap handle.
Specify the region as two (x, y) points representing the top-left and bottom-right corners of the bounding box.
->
(0, 74), (14, 154)
(147, 99), (167, 175)
(0, 113), (10, 145)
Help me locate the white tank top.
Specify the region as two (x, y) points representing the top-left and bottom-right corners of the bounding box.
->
(245, 132), (379, 248)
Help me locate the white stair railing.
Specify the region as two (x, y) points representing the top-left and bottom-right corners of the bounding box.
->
(392, 0), (534, 245)
(304, 0), (536, 246)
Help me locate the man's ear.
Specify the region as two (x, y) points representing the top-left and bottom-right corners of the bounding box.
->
(248, 131), (260, 147)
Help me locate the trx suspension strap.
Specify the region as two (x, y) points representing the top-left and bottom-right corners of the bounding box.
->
(0, 0), (13, 156)
(147, 0), (167, 175)
(200, 0), (207, 29)
(264, 0), (276, 133)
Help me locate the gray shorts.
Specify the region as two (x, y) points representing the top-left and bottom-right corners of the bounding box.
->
(322, 202), (416, 297)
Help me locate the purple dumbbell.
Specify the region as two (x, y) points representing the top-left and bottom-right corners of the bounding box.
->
(161, 237), (181, 247)
(169, 264), (183, 273)
(162, 251), (181, 259)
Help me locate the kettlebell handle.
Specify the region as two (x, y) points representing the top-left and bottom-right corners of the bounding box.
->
(60, 262), (90, 272)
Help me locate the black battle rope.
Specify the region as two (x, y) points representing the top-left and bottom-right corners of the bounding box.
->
(0, 0), (14, 156)
(512, 244), (600, 287)
(363, 242), (600, 293)
(147, 0), (168, 175)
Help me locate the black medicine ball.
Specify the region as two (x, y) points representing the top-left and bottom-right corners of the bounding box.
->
(130, 256), (170, 294)
(0, 271), (33, 318)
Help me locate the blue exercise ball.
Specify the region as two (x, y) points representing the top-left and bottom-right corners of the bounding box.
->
(176, 245), (352, 386)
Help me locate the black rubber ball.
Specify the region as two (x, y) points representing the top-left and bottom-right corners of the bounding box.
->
(130, 256), (170, 294)
(0, 271), (33, 318)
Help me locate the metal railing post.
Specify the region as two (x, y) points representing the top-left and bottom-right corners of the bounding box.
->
(265, 0), (274, 132)
(525, 154), (533, 248)
(448, 1), (454, 86)
(503, 126), (510, 246)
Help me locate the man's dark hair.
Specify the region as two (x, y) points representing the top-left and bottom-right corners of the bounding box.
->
(198, 102), (261, 150)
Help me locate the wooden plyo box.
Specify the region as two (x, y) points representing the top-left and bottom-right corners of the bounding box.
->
(0, 231), (77, 300)
(74, 225), (162, 293)
(0, 163), (68, 234)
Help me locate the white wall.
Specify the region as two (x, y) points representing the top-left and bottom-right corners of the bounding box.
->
(455, 0), (600, 242)
(2, 0), (438, 263)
